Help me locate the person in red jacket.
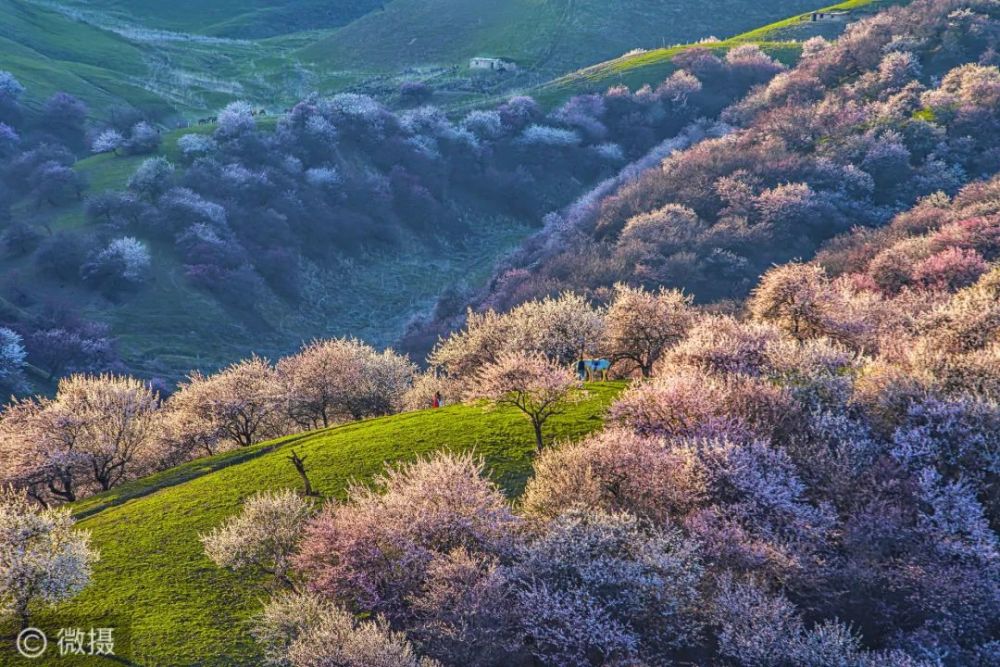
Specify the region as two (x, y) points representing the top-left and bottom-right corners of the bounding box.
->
(432, 391), (442, 409)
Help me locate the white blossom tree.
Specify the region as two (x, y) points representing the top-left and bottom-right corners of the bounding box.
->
(520, 125), (580, 147)
(176, 133), (217, 159)
(50, 374), (160, 491)
(254, 592), (440, 667)
(508, 292), (604, 365)
(278, 338), (415, 429)
(89, 236), (152, 283)
(127, 156), (173, 200)
(0, 327), (26, 395)
(167, 356), (285, 448)
(0, 374), (159, 503)
(91, 129), (124, 155)
(467, 351), (580, 450)
(602, 283), (694, 376)
(0, 398), (82, 504)
(430, 309), (516, 388)
(201, 489), (315, 589)
(0, 487), (98, 629)
(431, 293), (603, 389)
(216, 101), (256, 139)
(749, 263), (835, 341)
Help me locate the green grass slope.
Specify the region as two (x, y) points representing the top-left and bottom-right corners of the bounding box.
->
(3, 0), (869, 119)
(0, 383), (625, 666)
(0, 0), (176, 117)
(533, 0), (895, 104)
(0, 0), (336, 118)
(57, 0), (384, 37)
(300, 0), (821, 80)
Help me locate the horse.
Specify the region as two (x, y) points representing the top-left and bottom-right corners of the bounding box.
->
(577, 358), (611, 382)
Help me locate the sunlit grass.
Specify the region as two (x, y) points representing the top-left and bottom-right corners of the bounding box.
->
(0, 383), (624, 665)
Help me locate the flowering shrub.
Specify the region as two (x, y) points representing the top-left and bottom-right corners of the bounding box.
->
(295, 453), (520, 621)
(512, 508), (703, 664)
(202, 489), (315, 589)
(0, 487), (98, 629)
(254, 592), (440, 667)
(522, 428), (707, 525)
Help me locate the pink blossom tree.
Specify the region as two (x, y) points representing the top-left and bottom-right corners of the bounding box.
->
(602, 283), (694, 376)
(912, 247), (988, 291)
(466, 351), (580, 450)
(522, 428), (707, 525)
(295, 453), (520, 622)
(278, 338), (415, 428)
(166, 356), (285, 449)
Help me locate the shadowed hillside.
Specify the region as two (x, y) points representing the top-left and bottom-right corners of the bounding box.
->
(300, 0), (821, 81)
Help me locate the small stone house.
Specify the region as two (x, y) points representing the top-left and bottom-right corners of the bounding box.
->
(809, 10), (850, 21)
(469, 57), (518, 72)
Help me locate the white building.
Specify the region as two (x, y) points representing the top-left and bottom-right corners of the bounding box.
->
(469, 57), (518, 72)
(809, 10), (851, 22)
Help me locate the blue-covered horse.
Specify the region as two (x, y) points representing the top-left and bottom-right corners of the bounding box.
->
(576, 358), (610, 381)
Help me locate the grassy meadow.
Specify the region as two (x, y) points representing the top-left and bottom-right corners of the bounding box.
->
(2, 0), (848, 118)
(531, 0), (893, 104)
(0, 383), (624, 666)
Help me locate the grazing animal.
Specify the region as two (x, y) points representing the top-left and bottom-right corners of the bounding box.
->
(579, 358), (610, 381)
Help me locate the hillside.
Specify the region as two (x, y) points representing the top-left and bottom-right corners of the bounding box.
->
(0, 1), (887, 393)
(6, 9), (791, 390)
(532, 0), (893, 104)
(0, 383), (624, 666)
(420, 0), (990, 333)
(300, 0), (821, 83)
(0, 0), (319, 119)
(53, 0), (384, 38)
(0, 0), (177, 118)
(1, 0), (836, 119)
(0, 119), (552, 388)
(1, 1), (998, 665)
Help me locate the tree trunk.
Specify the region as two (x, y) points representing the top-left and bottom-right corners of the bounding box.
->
(288, 450), (317, 496)
(17, 603), (29, 631)
(532, 419), (545, 451)
(49, 477), (75, 503)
